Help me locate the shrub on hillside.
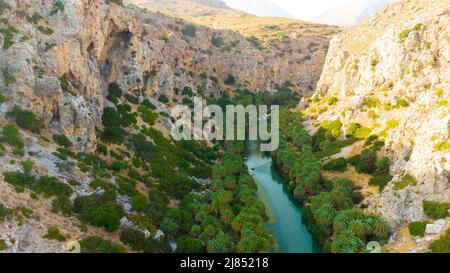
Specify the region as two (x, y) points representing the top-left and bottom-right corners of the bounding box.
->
(6, 107), (44, 133)
(348, 149), (377, 174)
(44, 227), (66, 242)
(80, 236), (126, 253)
(52, 134), (72, 147)
(323, 158), (348, 172)
(181, 24), (197, 37)
(430, 229), (450, 253)
(423, 201), (450, 220)
(408, 221), (429, 237)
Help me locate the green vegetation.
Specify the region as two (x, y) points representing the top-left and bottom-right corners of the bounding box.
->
(138, 105), (158, 125)
(0, 124), (25, 155)
(59, 77), (76, 95)
(273, 110), (390, 252)
(368, 156), (393, 191)
(37, 26), (54, 35)
(79, 236), (126, 253)
(212, 36), (225, 48)
(0, 203), (11, 221)
(52, 134), (72, 148)
(346, 123), (372, 140)
(327, 97), (338, 106)
(395, 98), (410, 108)
(0, 26), (18, 50)
(6, 107), (44, 133)
(435, 87), (444, 98)
(399, 29), (412, 43)
(224, 74), (236, 85)
(0, 93), (8, 104)
(364, 97), (380, 108)
(159, 94), (169, 103)
(74, 193), (123, 232)
(423, 201), (450, 220)
(27, 12), (43, 25)
(120, 228), (168, 253)
(394, 174), (417, 190)
(124, 93), (139, 104)
(348, 149), (377, 174)
(3, 162), (72, 199)
(181, 24), (197, 37)
(430, 229), (450, 253)
(408, 221), (429, 237)
(107, 82), (122, 102)
(50, 1), (64, 16)
(44, 227), (66, 242)
(434, 140), (450, 151)
(2, 67), (16, 86)
(322, 158), (348, 172)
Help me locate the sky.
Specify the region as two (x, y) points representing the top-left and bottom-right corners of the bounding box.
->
(225, 0), (358, 20)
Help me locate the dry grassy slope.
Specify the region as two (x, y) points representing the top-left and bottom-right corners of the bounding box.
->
(126, 0), (341, 42)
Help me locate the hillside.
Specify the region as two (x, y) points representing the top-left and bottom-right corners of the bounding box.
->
(301, 0), (449, 252)
(126, 0), (340, 42)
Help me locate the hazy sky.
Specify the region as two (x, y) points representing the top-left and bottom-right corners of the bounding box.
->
(225, 0), (357, 20)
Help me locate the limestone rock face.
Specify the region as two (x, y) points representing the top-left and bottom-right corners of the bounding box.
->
(306, 0), (449, 239)
(425, 219), (447, 234)
(0, 0), (330, 151)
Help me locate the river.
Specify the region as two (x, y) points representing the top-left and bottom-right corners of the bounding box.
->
(245, 141), (322, 253)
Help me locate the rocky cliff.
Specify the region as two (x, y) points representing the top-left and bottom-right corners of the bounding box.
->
(0, 0), (332, 150)
(303, 0), (449, 251)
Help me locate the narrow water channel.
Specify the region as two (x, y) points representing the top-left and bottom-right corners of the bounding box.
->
(245, 141), (322, 253)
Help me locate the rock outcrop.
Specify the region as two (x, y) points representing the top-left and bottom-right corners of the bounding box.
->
(304, 0), (449, 245)
(0, 0), (331, 150)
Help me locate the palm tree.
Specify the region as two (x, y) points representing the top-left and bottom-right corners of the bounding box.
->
(348, 219), (367, 238)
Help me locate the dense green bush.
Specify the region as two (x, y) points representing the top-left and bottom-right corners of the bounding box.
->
(6, 107), (44, 133)
(182, 86), (194, 97)
(74, 191), (122, 232)
(44, 227), (66, 242)
(0, 204), (11, 220)
(80, 236), (126, 253)
(224, 74), (236, 85)
(423, 201), (450, 220)
(394, 174), (417, 190)
(108, 82), (122, 98)
(212, 36), (225, 48)
(323, 157), (348, 172)
(142, 99), (156, 110)
(101, 126), (126, 144)
(52, 134), (72, 147)
(182, 24), (197, 37)
(109, 161), (128, 172)
(3, 165), (72, 198)
(120, 228), (168, 253)
(408, 221), (429, 237)
(177, 236), (203, 253)
(159, 95), (169, 103)
(348, 149), (377, 174)
(430, 229), (450, 253)
(368, 156), (393, 191)
(124, 94), (139, 104)
(138, 105), (158, 125)
(90, 204), (121, 232)
(1, 124), (24, 155)
(52, 196), (74, 216)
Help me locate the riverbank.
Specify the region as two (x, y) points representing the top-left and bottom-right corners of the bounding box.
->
(245, 141), (322, 253)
